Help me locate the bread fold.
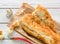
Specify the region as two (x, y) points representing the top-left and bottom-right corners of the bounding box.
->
(20, 14), (60, 44)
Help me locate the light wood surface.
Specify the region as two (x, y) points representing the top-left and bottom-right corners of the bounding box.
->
(0, 0), (60, 44)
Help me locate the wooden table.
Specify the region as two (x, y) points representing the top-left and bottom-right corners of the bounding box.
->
(0, 0), (60, 44)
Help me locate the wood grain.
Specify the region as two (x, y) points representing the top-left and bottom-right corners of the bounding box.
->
(0, 9), (60, 22)
(0, 0), (60, 8)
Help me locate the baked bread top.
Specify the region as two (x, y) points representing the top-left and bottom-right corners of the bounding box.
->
(20, 14), (60, 44)
(32, 5), (56, 33)
(20, 5), (60, 44)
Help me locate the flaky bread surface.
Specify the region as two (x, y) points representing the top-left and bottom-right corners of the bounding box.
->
(20, 14), (60, 44)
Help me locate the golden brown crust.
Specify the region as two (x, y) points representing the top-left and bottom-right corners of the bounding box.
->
(20, 14), (60, 44)
(33, 5), (56, 33)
